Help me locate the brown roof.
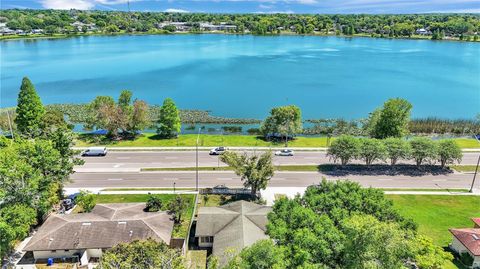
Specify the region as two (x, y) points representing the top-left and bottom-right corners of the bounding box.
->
(195, 201), (271, 265)
(24, 203), (174, 251)
(450, 228), (480, 256)
(472, 218), (480, 227)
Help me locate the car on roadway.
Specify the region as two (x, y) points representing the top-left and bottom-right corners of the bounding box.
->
(275, 149), (294, 156)
(209, 147), (227, 155)
(81, 147), (108, 157)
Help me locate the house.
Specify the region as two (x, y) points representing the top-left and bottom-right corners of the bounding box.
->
(195, 200), (271, 265)
(416, 28), (431, 35)
(449, 218), (480, 268)
(23, 203), (174, 266)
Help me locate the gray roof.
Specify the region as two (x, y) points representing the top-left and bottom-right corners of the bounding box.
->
(195, 201), (271, 264)
(25, 203), (174, 251)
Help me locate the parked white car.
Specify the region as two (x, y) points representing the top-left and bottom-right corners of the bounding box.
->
(209, 147), (227, 155)
(81, 147), (108, 156)
(275, 149), (294, 156)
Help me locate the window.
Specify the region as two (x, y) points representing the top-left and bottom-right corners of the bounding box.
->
(201, 236), (214, 243)
(64, 250), (69, 252)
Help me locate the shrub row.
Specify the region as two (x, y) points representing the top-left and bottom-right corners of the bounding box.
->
(327, 136), (463, 168)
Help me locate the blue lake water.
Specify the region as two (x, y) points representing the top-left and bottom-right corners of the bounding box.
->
(1, 34), (479, 119)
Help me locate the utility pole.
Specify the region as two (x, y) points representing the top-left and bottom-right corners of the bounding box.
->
(470, 134), (480, 193)
(6, 110), (14, 139)
(196, 127), (203, 192)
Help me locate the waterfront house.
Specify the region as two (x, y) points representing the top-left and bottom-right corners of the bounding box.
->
(416, 28), (431, 35)
(23, 203), (174, 266)
(195, 200), (271, 265)
(449, 218), (480, 268)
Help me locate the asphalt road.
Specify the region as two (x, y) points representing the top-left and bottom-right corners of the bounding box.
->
(68, 170), (476, 189)
(75, 151), (480, 172)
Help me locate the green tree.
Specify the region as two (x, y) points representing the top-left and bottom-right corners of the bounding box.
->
(14, 77), (45, 137)
(168, 195), (188, 223)
(368, 98), (412, 139)
(100, 239), (185, 269)
(146, 194), (163, 212)
(436, 140), (463, 168)
(384, 137), (411, 166)
(237, 239), (285, 269)
(409, 137), (437, 167)
(358, 138), (387, 166)
(327, 135), (360, 166)
(260, 105), (302, 147)
(157, 98), (181, 138)
(410, 235), (453, 269)
(128, 100), (149, 134)
(76, 190), (96, 212)
(341, 214), (413, 269)
(0, 221), (16, 259)
(220, 151), (274, 196)
(0, 204), (37, 240)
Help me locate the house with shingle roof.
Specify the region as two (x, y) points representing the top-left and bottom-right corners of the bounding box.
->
(195, 200), (271, 265)
(24, 203), (174, 266)
(449, 218), (480, 268)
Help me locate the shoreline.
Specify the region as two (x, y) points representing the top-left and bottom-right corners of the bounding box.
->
(1, 31), (478, 43)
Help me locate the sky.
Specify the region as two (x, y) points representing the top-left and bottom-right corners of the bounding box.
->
(1, 0), (479, 14)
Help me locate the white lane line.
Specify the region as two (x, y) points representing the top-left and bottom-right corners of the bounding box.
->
(378, 179), (393, 181)
(116, 157), (131, 160)
(163, 178), (178, 181)
(433, 179), (447, 182)
(165, 157), (179, 160)
(108, 178), (123, 181)
(113, 164), (123, 168)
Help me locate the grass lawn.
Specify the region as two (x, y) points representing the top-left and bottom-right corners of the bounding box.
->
(186, 250), (207, 269)
(142, 165), (333, 172)
(76, 133), (479, 148)
(75, 194), (196, 239)
(388, 195), (480, 247)
(451, 165), (478, 172)
(77, 133), (331, 147)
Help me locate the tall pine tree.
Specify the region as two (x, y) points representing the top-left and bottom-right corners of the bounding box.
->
(15, 77), (45, 137)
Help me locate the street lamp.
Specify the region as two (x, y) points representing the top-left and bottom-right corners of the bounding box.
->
(469, 135), (480, 193)
(196, 127), (204, 192)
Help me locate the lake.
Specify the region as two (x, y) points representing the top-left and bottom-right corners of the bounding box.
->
(1, 34), (479, 120)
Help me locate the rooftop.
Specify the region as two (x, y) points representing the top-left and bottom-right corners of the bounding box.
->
(24, 203), (174, 251)
(450, 228), (480, 256)
(196, 200), (271, 264)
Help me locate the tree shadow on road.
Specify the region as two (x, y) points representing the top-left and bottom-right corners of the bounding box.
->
(318, 164), (453, 177)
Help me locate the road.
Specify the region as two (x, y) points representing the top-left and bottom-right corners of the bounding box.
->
(75, 151), (480, 172)
(68, 170), (476, 189)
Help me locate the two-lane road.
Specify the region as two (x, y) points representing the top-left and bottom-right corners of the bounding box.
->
(68, 170), (476, 189)
(75, 151), (480, 172)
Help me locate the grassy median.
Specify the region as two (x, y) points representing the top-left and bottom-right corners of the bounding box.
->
(76, 133), (479, 149)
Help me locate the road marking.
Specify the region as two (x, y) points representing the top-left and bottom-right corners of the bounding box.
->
(163, 178), (178, 181)
(378, 179), (393, 181)
(433, 179), (447, 182)
(218, 177), (233, 181)
(113, 164), (123, 168)
(116, 157), (131, 160)
(108, 178), (123, 181)
(165, 157), (179, 160)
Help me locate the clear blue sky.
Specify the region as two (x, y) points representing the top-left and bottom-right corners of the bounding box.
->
(1, 0), (479, 14)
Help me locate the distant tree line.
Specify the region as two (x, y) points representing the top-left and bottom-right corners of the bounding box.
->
(1, 10), (479, 40)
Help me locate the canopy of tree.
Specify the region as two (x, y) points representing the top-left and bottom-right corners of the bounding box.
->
(260, 105), (302, 145)
(221, 180), (453, 269)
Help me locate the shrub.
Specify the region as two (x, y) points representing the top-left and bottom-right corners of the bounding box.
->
(327, 135), (360, 166)
(358, 138), (387, 166)
(437, 140), (463, 168)
(409, 137), (437, 167)
(145, 194), (163, 212)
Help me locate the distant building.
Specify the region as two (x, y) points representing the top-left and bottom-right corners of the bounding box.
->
(416, 28), (431, 35)
(24, 203), (174, 267)
(71, 21), (97, 32)
(449, 218), (480, 268)
(195, 200), (271, 265)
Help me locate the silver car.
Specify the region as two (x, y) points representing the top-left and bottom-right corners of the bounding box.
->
(275, 149), (294, 156)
